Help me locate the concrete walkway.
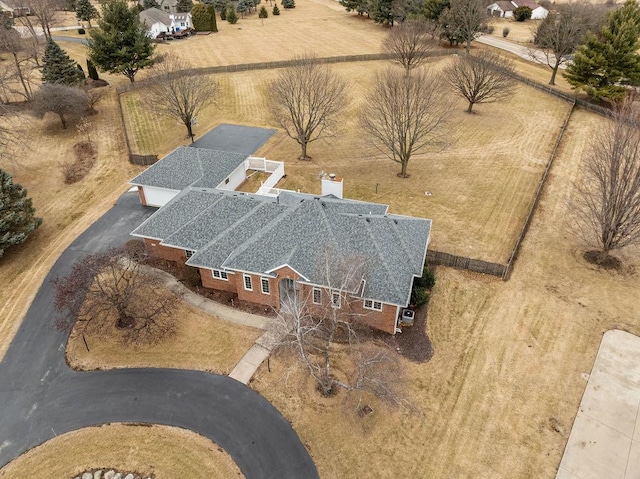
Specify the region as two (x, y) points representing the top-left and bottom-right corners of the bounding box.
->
(557, 330), (640, 479)
(153, 266), (283, 384)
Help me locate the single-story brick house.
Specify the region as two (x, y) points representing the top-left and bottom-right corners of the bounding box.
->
(130, 148), (432, 334)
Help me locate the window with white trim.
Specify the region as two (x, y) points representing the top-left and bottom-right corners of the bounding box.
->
(312, 288), (321, 304)
(363, 299), (383, 311)
(261, 277), (270, 294)
(185, 249), (195, 259)
(243, 274), (253, 291)
(212, 269), (228, 281)
(331, 291), (340, 308)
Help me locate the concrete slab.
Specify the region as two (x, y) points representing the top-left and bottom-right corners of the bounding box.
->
(556, 330), (640, 479)
(191, 124), (276, 155)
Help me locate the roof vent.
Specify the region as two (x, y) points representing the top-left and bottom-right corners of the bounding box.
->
(321, 202), (326, 207)
(393, 219), (398, 224)
(366, 218), (371, 223)
(329, 173), (336, 180)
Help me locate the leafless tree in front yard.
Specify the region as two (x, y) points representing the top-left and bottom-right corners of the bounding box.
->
(361, 66), (451, 178)
(146, 54), (218, 142)
(443, 50), (516, 114)
(382, 18), (438, 73)
(533, 3), (606, 85)
(268, 54), (349, 160)
(53, 245), (180, 345)
(571, 101), (640, 265)
(30, 83), (89, 128)
(271, 255), (405, 406)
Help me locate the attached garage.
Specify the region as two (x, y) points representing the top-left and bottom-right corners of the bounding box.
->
(137, 185), (180, 208)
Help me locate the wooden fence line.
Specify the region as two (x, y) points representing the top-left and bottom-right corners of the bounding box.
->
(502, 100), (576, 280)
(426, 250), (507, 277)
(129, 154), (159, 165)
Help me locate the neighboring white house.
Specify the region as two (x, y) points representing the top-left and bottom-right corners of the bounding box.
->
(0, 0), (29, 16)
(139, 7), (192, 38)
(138, 0), (179, 13)
(487, 0), (548, 20)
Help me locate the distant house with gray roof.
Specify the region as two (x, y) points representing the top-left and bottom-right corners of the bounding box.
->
(130, 148), (432, 334)
(139, 7), (192, 38)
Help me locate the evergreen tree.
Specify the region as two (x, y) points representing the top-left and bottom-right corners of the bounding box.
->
(220, 4), (227, 19)
(0, 168), (42, 258)
(86, 58), (100, 80)
(340, 0), (367, 15)
(422, 0), (448, 19)
(513, 6), (531, 22)
(87, 0), (155, 83)
(272, 3), (279, 14)
(258, 5), (268, 17)
(42, 39), (85, 85)
(281, 0), (295, 8)
(207, 5), (218, 30)
(368, 0), (392, 24)
(76, 0), (99, 27)
(142, 0), (159, 8)
(237, 0), (253, 15)
(176, 0), (193, 12)
(192, 3), (213, 31)
(565, 0), (640, 102)
(226, 4), (238, 23)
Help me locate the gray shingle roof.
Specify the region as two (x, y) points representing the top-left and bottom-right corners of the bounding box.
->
(129, 147), (248, 191)
(133, 188), (431, 306)
(139, 7), (172, 27)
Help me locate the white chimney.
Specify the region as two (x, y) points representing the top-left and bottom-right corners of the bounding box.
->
(321, 173), (343, 198)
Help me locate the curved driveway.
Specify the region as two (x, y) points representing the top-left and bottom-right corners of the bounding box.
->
(0, 192), (318, 478)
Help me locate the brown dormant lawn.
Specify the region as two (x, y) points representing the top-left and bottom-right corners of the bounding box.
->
(250, 108), (640, 478)
(0, 423), (243, 478)
(66, 296), (261, 373)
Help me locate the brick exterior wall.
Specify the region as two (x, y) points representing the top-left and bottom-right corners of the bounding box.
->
(138, 242), (400, 334)
(298, 284), (399, 335)
(200, 268), (237, 293)
(143, 238), (186, 262)
(137, 186), (147, 206)
(235, 273), (280, 308)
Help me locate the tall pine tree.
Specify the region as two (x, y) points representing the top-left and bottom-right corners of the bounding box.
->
(76, 0), (99, 28)
(0, 168), (42, 258)
(564, 0), (640, 102)
(42, 39), (85, 85)
(88, 0), (155, 83)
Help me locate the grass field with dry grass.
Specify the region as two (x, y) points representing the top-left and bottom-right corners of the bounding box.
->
(121, 58), (570, 263)
(0, 424), (243, 478)
(250, 107), (640, 478)
(66, 298), (261, 373)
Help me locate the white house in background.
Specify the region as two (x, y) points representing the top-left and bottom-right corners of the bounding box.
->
(139, 7), (192, 38)
(0, 0), (29, 16)
(138, 0), (179, 13)
(487, 0), (548, 19)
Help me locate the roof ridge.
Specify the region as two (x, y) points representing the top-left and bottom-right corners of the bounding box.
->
(221, 203), (297, 270)
(185, 200), (276, 267)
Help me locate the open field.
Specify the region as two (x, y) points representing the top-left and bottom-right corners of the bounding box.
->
(488, 18), (538, 44)
(250, 107), (640, 478)
(0, 423), (243, 478)
(66, 296), (261, 373)
(121, 58), (570, 263)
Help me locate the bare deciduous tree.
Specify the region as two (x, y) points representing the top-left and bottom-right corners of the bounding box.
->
(533, 3), (606, 85)
(13, 0), (64, 39)
(30, 83), (89, 128)
(54, 245), (179, 344)
(361, 67), (451, 178)
(571, 102), (640, 265)
(268, 54), (349, 160)
(441, 0), (488, 53)
(271, 256), (405, 405)
(443, 49), (516, 113)
(146, 55), (218, 142)
(382, 18), (438, 73)
(0, 26), (34, 100)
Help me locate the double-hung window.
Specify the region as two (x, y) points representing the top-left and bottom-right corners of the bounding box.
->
(312, 288), (321, 305)
(331, 291), (340, 308)
(261, 277), (270, 294)
(243, 274), (253, 291)
(212, 269), (228, 281)
(363, 299), (383, 311)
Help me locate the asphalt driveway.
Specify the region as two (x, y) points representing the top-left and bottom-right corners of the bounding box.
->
(0, 125), (317, 478)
